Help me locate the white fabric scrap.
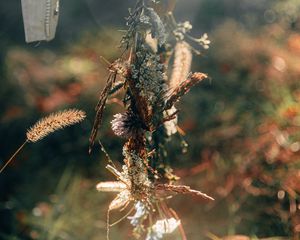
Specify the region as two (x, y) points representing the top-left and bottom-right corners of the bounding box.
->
(21, 0), (59, 42)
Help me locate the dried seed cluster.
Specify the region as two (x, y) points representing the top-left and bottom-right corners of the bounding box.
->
(169, 41), (192, 90)
(26, 109), (86, 142)
(132, 47), (166, 104)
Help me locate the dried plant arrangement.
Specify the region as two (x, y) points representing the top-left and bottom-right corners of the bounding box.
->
(0, 109), (86, 173)
(90, 0), (213, 239)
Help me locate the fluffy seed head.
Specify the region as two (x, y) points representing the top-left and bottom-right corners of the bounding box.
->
(169, 41), (192, 90)
(26, 109), (86, 142)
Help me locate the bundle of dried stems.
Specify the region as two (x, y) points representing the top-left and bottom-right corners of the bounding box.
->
(90, 0), (213, 239)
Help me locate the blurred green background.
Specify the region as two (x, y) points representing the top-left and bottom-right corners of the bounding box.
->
(0, 0), (299, 239)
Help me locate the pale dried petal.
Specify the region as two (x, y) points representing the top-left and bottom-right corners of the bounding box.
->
(109, 190), (131, 210)
(96, 181), (127, 192)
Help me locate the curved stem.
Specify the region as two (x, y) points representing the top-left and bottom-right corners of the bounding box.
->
(106, 209), (110, 240)
(109, 206), (134, 227)
(0, 140), (28, 173)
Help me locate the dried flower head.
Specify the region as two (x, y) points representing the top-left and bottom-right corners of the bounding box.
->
(26, 109), (86, 142)
(132, 47), (167, 104)
(173, 21), (193, 41)
(193, 33), (211, 49)
(111, 111), (144, 138)
(122, 147), (152, 199)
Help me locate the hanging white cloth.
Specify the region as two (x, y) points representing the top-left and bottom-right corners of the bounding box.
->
(21, 0), (59, 43)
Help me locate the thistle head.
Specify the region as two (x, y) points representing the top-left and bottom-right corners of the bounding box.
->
(111, 111), (144, 138)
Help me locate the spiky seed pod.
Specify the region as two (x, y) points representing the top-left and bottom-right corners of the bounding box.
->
(111, 111), (143, 138)
(169, 41), (192, 90)
(26, 109), (86, 142)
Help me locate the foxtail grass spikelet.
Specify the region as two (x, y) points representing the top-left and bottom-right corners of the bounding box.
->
(169, 41), (192, 90)
(165, 72), (207, 110)
(26, 109), (86, 142)
(0, 109), (86, 173)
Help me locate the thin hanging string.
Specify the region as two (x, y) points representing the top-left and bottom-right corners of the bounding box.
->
(0, 140), (28, 173)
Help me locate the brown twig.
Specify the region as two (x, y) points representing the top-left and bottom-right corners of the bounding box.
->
(89, 73), (117, 153)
